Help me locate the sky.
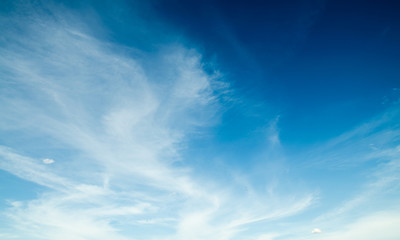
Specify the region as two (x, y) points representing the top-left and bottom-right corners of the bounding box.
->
(0, 0), (399, 239)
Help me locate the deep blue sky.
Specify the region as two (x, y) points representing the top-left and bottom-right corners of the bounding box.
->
(150, 0), (400, 145)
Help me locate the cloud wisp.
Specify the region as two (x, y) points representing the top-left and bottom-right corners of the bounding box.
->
(0, 7), (313, 240)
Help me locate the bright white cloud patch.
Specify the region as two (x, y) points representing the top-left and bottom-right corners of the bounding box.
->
(42, 158), (55, 164)
(312, 228), (322, 234)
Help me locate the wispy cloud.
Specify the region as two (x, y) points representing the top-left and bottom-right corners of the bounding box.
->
(301, 108), (400, 169)
(0, 4), (313, 240)
(317, 212), (400, 240)
(283, 108), (400, 240)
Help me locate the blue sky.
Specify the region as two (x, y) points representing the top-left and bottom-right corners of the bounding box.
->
(0, 0), (399, 239)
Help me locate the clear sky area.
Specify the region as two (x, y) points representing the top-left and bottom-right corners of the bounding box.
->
(0, 0), (399, 239)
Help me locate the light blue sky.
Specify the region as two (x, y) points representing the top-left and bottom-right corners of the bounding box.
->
(0, 0), (400, 239)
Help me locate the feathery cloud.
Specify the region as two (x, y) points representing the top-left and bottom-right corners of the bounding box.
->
(0, 5), (313, 240)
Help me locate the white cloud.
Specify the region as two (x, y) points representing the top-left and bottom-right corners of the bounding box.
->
(312, 228), (322, 234)
(0, 146), (73, 191)
(42, 158), (55, 164)
(318, 212), (400, 240)
(0, 6), (313, 240)
(2, 3), (399, 240)
(1, 2), (399, 240)
(302, 107), (400, 169)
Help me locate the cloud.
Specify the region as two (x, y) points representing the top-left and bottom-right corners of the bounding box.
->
(0, 4), (313, 240)
(301, 107), (400, 169)
(312, 228), (322, 234)
(318, 212), (400, 240)
(2, 2), (399, 240)
(42, 158), (55, 164)
(283, 108), (400, 240)
(0, 146), (73, 191)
